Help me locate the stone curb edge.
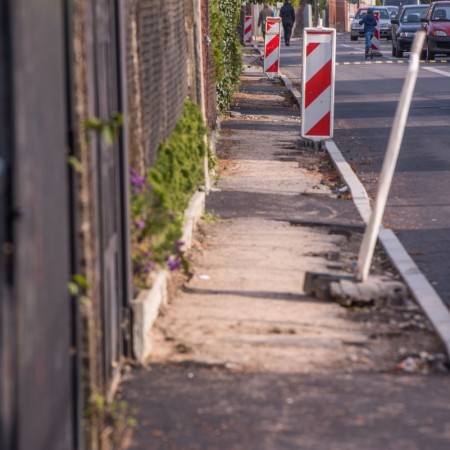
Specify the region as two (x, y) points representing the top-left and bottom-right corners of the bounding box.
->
(131, 190), (206, 364)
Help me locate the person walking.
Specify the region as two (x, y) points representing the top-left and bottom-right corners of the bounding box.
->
(280, 0), (295, 46)
(359, 8), (378, 57)
(258, 3), (273, 39)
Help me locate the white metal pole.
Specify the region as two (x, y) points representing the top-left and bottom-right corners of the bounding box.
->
(356, 31), (425, 282)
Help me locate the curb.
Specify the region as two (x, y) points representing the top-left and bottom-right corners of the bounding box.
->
(181, 191), (206, 250)
(131, 190), (206, 364)
(130, 122), (219, 364)
(132, 270), (170, 363)
(279, 72), (302, 105)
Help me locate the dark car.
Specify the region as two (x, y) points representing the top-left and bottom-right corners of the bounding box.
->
(391, 4), (429, 57)
(421, 1), (450, 59)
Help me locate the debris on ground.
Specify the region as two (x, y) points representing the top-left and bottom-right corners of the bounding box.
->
(396, 352), (449, 374)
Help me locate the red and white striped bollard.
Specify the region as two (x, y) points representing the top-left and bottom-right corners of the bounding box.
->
(264, 17), (281, 79)
(244, 15), (253, 44)
(301, 28), (336, 140)
(371, 12), (381, 53)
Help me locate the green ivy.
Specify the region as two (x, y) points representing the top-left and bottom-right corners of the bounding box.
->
(84, 113), (123, 146)
(209, 0), (225, 81)
(210, 0), (242, 111)
(130, 100), (207, 291)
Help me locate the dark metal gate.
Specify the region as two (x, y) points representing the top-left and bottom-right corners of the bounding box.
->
(0, 3), (14, 448)
(87, 0), (131, 389)
(0, 0), (131, 448)
(0, 1), (75, 449)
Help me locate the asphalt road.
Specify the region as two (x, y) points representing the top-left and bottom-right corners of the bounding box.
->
(281, 34), (450, 306)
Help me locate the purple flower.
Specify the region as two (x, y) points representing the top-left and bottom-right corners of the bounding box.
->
(144, 261), (154, 273)
(129, 168), (146, 194)
(134, 219), (145, 229)
(166, 255), (182, 272)
(175, 240), (185, 253)
(134, 260), (154, 274)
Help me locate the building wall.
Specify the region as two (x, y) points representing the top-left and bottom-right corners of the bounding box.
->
(329, 0), (377, 32)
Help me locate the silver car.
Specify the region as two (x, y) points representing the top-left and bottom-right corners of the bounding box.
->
(351, 7), (393, 41)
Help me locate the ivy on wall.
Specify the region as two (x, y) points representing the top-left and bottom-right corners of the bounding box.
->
(210, 0), (242, 111)
(129, 100), (207, 292)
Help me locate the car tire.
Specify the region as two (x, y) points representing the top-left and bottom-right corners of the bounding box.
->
(351, 36), (357, 41)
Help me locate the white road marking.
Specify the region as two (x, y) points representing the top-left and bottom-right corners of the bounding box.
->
(423, 65), (450, 77)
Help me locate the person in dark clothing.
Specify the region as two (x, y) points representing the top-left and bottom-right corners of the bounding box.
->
(280, 0), (295, 46)
(359, 8), (378, 56)
(258, 3), (273, 39)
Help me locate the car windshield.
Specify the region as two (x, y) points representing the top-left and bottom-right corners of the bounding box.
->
(431, 6), (450, 21)
(385, 0), (420, 5)
(387, 7), (399, 17)
(355, 8), (389, 19)
(400, 7), (428, 23)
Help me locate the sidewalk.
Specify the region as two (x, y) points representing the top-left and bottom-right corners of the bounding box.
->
(120, 48), (450, 450)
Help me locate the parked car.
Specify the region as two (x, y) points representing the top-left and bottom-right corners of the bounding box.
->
(383, 0), (421, 6)
(391, 4), (429, 56)
(351, 7), (393, 41)
(421, 1), (450, 59)
(386, 5), (400, 18)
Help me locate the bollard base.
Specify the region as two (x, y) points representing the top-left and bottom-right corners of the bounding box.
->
(304, 271), (409, 307)
(299, 139), (325, 151)
(303, 271), (354, 301)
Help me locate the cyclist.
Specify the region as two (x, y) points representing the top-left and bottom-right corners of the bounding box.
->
(359, 8), (378, 58)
